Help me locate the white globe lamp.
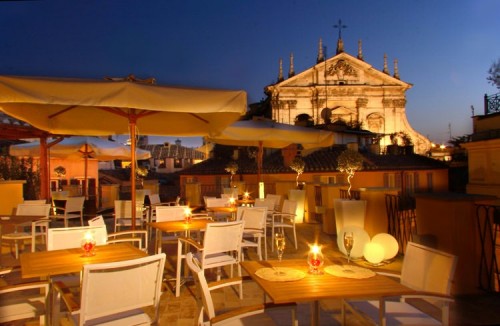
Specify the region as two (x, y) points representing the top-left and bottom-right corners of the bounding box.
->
(371, 233), (399, 261)
(363, 241), (385, 265)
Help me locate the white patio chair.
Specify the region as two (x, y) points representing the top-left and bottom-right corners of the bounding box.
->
(51, 190), (69, 214)
(1, 203), (51, 259)
(47, 225), (108, 251)
(239, 206), (268, 261)
(55, 253), (166, 326)
(176, 220), (244, 298)
(23, 199), (47, 204)
(47, 224), (107, 324)
(186, 252), (298, 326)
(254, 197), (276, 216)
(0, 267), (49, 325)
(269, 199), (298, 250)
(154, 205), (191, 248)
(88, 215), (148, 252)
(342, 241), (458, 326)
(113, 200), (147, 232)
(266, 194), (283, 212)
(50, 196), (85, 227)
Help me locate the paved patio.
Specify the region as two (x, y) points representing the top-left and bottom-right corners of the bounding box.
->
(2, 220), (500, 325)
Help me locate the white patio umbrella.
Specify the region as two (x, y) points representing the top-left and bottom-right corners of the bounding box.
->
(206, 118), (335, 181)
(0, 75), (246, 226)
(10, 136), (152, 197)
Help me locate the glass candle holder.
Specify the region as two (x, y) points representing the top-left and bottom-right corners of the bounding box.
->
(81, 232), (96, 257)
(307, 244), (324, 274)
(184, 207), (192, 224)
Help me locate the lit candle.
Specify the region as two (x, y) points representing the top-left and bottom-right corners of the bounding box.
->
(229, 197), (236, 207)
(82, 231), (96, 256)
(184, 207), (192, 224)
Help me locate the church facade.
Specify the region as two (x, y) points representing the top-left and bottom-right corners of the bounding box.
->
(264, 37), (431, 154)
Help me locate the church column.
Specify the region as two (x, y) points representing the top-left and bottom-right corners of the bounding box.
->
(392, 98), (407, 133)
(382, 98), (394, 147)
(355, 97), (368, 124)
(311, 87), (320, 124)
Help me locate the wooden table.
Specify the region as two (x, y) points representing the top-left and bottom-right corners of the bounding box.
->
(241, 259), (415, 326)
(149, 219), (212, 254)
(206, 206), (237, 221)
(0, 214), (46, 267)
(20, 242), (147, 279)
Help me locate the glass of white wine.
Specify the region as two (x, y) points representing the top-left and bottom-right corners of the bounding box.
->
(343, 231), (354, 264)
(274, 232), (286, 275)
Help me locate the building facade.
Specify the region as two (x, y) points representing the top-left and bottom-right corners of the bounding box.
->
(265, 37), (431, 154)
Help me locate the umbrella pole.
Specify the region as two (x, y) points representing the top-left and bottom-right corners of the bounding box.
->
(130, 118), (137, 230)
(39, 136), (49, 201)
(84, 144), (88, 199)
(258, 141), (264, 198)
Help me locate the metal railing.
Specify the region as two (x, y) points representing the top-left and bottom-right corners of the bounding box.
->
(485, 93), (500, 115)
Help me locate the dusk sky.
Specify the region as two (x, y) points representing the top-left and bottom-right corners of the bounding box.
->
(1, 0), (499, 147)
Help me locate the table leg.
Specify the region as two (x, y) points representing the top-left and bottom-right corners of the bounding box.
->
(311, 300), (319, 326)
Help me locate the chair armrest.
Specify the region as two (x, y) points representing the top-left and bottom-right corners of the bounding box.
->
(211, 304), (265, 325)
(376, 271), (401, 280)
(272, 213), (296, 218)
(109, 230), (147, 238)
(0, 266), (21, 276)
(400, 292), (454, 303)
(53, 281), (80, 313)
(0, 280), (48, 294)
(178, 236), (203, 250)
(210, 301), (297, 325)
(208, 277), (242, 291)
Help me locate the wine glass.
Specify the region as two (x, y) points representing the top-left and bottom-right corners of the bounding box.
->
(274, 232), (286, 275)
(343, 231), (354, 264)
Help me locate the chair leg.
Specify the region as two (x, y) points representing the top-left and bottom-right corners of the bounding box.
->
(175, 242), (183, 297)
(264, 235), (268, 260)
(14, 240), (20, 259)
(292, 225), (298, 250)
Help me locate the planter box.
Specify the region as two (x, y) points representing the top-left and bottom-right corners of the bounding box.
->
(289, 189), (306, 224)
(333, 198), (367, 235)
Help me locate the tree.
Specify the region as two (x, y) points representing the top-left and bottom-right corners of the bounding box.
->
(289, 156), (305, 188)
(336, 149), (364, 198)
(487, 59), (500, 89)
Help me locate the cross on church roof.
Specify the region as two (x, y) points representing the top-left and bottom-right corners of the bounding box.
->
(333, 19), (347, 39)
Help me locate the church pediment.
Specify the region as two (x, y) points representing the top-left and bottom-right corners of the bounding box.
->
(272, 52), (411, 90)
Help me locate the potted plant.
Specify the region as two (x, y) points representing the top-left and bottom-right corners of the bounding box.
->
(334, 149), (367, 236)
(400, 132), (414, 155)
(136, 166), (148, 188)
(225, 161), (238, 188)
(387, 132), (401, 155)
(289, 156), (305, 189)
(336, 149), (364, 199)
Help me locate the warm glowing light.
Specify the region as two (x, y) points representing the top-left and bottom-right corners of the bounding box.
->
(363, 242), (385, 264)
(371, 233), (399, 260)
(243, 191), (250, 200)
(81, 231), (96, 256)
(184, 207), (192, 224)
(83, 231), (94, 242)
(259, 182), (265, 199)
(440, 144), (445, 149)
(307, 243), (324, 274)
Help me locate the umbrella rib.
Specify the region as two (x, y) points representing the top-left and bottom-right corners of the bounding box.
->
(190, 113), (209, 124)
(48, 105), (78, 119)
